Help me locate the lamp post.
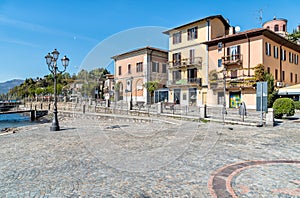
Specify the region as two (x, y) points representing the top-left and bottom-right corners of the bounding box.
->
(130, 76), (133, 110)
(222, 67), (227, 124)
(45, 49), (69, 131)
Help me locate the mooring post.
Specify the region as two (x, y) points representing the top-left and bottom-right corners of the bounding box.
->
(30, 110), (36, 121)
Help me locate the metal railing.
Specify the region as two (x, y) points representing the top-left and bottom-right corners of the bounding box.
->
(168, 57), (202, 68)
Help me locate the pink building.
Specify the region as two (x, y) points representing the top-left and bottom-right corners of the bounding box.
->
(112, 46), (168, 104)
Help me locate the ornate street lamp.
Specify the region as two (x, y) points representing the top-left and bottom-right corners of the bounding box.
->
(45, 49), (69, 131)
(222, 67), (227, 124)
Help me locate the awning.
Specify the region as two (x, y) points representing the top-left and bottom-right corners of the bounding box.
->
(278, 84), (300, 95)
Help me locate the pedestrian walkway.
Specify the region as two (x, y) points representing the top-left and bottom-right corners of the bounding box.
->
(0, 113), (299, 197)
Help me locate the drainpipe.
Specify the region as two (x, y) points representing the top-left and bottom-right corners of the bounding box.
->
(246, 33), (250, 76)
(206, 19), (211, 86)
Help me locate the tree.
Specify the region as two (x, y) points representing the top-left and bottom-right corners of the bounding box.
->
(144, 81), (159, 104)
(287, 29), (300, 44)
(254, 64), (278, 107)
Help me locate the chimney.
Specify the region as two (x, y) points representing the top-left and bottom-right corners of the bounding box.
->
(229, 26), (235, 35)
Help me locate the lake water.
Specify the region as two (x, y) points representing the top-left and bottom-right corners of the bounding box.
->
(0, 113), (35, 130)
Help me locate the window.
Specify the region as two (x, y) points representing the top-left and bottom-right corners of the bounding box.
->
(136, 62), (143, 72)
(281, 49), (286, 61)
(289, 52), (293, 63)
(152, 62), (159, 72)
(283, 24), (286, 32)
(282, 71), (285, 81)
(266, 26), (270, 29)
(230, 70), (238, 79)
(127, 64), (131, 74)
(173, 70), (181, 81)
(187, 27), (198, 40)
(173, 32), (182, 44)
(290, 72), (293, 82)
(267, 67), (270, 73)
(172, 52), (181, 66)
(217, 42), (223, 53)
(275, 69), (278, 80)
(218, 59), (222, 67)
(273, 46), (278, 58)
(265, 42), (271, 56)
(226, 45), (241, 60)
(295, 54), (299, 65)
(295, 74), (298, 83)
(274, 24), (279, 32)
(187, 68), (197, 82)
(118, 66), (122, 75)
(189, 49), (195, 64)
(162, 64), (167, 73)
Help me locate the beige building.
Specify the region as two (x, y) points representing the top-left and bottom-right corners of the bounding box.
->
(163, 15), (230, 106)
(112, 46), (168, 104)
(204, 28), (300, 109)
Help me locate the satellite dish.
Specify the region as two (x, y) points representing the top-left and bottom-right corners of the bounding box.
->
(235, 26), (241, 33)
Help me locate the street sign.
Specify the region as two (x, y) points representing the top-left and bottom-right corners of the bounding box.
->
(256, 82), (268, 112)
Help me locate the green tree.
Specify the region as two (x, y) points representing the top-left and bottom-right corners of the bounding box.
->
(144, 81), (159, 104)
(287, 29), (300, 44)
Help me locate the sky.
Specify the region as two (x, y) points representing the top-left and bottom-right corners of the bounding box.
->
(0, 0), (299, 82)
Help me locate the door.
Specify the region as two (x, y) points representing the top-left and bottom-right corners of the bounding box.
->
(229, 91), (241, 108)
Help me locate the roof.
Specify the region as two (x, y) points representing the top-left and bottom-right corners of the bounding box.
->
(163, 15), (230, 35)
(278, 84), (300, 95)
(111, 46), (168, 60)
(202, 28), (300, 52)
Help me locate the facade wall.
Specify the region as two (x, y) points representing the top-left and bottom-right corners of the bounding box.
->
(113, 48), (168, 103)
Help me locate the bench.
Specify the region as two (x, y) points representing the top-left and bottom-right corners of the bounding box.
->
(135, 101), (146, 110)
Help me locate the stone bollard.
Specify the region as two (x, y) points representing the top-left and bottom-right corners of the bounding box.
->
(105, 99), (110, 108)
(199, 104), (207, 118)
(83, 104), (86, 114)
(266, 108), (274, 127)
(157, 102), (163, 114)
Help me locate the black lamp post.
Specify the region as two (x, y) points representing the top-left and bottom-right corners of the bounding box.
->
(130, 76), (133, 110)
(45, 49), (69, 131)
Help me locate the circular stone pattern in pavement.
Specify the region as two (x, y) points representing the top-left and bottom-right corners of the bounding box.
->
(208, 160), (300, 198)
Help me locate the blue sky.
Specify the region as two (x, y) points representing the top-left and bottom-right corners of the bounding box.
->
(0, 0), (299, 82)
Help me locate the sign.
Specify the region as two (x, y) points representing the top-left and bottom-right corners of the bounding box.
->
(256, 82), (268, 112)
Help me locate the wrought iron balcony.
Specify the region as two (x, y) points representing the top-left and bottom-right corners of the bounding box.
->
(167, 78), (202, 86)
(168, 57), (202, 68)
(222, 54), (243, 67)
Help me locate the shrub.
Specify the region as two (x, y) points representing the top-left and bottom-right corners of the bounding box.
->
(294, 101), (300, 110)
(273, 98), (295, 119)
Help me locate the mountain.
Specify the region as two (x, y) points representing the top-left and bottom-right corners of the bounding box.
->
(0, 79), (24, 94)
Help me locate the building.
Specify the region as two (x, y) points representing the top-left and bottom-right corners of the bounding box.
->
(163, 15), (230, 106)
(112, 46), (168, 104)
(263, 17), (288, 37)
(203, 28), (300, 109)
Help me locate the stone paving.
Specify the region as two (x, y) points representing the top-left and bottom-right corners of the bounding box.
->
(0, 113), (299, 197)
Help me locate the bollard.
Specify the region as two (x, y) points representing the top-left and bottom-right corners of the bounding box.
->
(83, 104), (86, 114)
(48, 103), (51, 110)
(41, 103), (43, 110)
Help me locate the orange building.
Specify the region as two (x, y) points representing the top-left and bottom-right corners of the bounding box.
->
(112, 46), (168, 104)
(204, 28), (300, 109)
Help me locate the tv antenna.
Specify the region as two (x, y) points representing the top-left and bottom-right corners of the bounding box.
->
(258, 9), (263, 26)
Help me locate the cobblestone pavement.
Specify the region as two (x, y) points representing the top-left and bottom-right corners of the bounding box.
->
(0, 114), (299, 197)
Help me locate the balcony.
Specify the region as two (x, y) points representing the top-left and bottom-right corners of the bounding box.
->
(167, 78), (202, 87)
(168, 57), (202, 69)
(210, 76), (255, 90)
(222, 54), (243, 68)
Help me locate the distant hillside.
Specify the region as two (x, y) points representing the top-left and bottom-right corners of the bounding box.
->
(0, 79), (24, 94)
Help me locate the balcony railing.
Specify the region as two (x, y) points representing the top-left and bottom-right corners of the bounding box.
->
(222, 54), (242, 66)
(168, 57), (202, 68)
(210, 76), (255, 89)
(168, 78), (202, 86)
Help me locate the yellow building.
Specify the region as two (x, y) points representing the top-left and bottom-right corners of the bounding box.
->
(163, 15), (230, 106)
(203, 28), (300, 109)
